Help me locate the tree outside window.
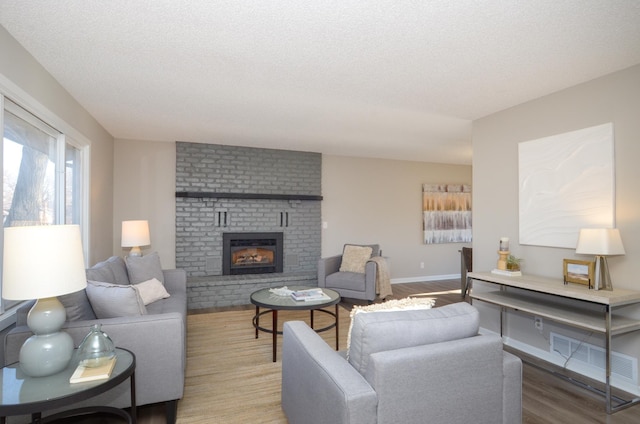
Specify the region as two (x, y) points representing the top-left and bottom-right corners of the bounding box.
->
(2, 98), (82, 312)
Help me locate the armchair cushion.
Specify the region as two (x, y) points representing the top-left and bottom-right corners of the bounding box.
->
(325, 271), (366, 291)
(126, 251), (165, 284)
(86, 280), (147, 318)
(339, 245), (373, 273)
(348, 302), (479, 376)
(347, 297), (436, 353)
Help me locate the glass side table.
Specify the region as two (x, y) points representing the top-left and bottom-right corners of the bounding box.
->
(0, 347), (136, 424)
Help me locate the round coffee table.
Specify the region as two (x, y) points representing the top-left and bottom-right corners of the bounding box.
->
(250, 286), (341, 362)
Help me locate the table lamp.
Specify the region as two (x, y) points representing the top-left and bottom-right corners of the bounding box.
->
(121, 220), (151, 257)
(575, 228), (625, 291)
(2, 225), (87, 377)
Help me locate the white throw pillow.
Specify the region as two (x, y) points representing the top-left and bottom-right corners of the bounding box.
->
(135, 278), (171, 305)
(339, 245), (373, 273)
(86, 280), (147, 318)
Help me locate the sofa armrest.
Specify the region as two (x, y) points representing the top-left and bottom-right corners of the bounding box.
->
(364, 260), (378, 300)
(502, 350), (523, 424)
(14, 300), (35, 327)
(282, 321), (377, 424)
(317, 255), (342, 288)
(163, 268), (187, 292)
(4, 312), (185, 407)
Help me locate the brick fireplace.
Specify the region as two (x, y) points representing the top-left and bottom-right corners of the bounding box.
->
(222, 232), (284, 275)
(175, 142), (322, 309)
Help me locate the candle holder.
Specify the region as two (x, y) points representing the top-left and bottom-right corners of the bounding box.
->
(497, 250), (510, 270)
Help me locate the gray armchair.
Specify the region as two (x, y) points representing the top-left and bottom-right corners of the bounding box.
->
(281, 302), (522, 424)
(317, 244), (388, 302)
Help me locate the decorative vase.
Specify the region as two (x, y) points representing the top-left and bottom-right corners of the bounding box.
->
(77, 324), (116, 367)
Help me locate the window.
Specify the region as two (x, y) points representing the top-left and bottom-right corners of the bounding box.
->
(1, 96), (86, 312)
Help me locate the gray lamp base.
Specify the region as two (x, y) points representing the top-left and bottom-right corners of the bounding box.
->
(20, 297), (74, 377)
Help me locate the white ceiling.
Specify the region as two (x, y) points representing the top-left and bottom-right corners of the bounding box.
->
(1, 1), (640, 165)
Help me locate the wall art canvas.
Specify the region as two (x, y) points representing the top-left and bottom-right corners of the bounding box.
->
(518, 123), (615, 249)
(423, 183), (472, 244)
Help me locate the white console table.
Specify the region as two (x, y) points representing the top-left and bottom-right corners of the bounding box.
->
(468, 271), (640, 414)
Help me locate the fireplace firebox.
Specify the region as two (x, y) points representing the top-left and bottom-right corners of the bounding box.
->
(222, 232), (284, 275)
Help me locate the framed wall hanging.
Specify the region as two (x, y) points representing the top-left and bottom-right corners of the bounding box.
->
(422, 183), (471, 244)
(518, 123), (615, 249)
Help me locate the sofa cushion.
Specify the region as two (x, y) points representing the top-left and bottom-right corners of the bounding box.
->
(85, 256), (130, 285)
(58, 289), (97, 321)
(106, 256), (130, 284)
(125, 252), (165, 284)
(347, 302), (479, 375)
(325, 271), (366, 291)
(339, 245), (373, 273)
(86, 280), (147, 318)
(86, 261), (116, 284)
(135, 278), (171, 305)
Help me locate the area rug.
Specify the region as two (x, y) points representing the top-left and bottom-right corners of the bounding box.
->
(177, 307), (351, 423)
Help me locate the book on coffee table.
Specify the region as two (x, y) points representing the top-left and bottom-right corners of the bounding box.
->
(70, 357), (117, 384)
(290, 288), (331, 302)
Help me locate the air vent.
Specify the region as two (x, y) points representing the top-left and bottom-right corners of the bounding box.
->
(550, 332), (637, 384)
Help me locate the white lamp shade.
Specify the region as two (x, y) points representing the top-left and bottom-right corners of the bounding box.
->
(575, 228), (626, 256)
(121, 220), (151, 247)
(2, 225), (87, 300)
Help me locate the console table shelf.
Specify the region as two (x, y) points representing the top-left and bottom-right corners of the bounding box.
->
(468, 271), (640, 414)
(471, 290), (640, 335)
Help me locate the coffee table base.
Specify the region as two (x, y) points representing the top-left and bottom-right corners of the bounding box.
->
(253, 305), (339, 362)
(40, 406), (132, 423)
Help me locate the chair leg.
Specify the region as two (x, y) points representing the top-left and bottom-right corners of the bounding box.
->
(165, 399), (178, 424)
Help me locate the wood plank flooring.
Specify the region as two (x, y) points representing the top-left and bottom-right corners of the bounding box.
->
(133, 279), (640, 423)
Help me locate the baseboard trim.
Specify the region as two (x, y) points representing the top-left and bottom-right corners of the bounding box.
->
(391, 274), (460, 284)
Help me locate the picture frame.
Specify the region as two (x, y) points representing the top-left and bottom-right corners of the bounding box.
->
(563, 259), (595, 288)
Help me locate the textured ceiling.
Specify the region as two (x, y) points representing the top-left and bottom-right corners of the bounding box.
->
(1, 1), (640, 164)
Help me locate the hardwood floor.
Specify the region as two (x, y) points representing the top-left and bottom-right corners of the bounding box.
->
(135, 279), (640, 423)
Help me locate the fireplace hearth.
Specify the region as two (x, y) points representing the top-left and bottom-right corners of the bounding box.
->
(222, 232), (284, 275)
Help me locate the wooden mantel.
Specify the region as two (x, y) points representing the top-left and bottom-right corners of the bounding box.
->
(175, 191), (323, 201)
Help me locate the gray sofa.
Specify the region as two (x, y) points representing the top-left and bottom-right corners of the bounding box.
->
(282, 302), (522, 424)
(3, 255), (187, 424)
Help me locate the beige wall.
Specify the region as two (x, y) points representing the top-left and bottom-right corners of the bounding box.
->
(473, 64), (640, 391)
(322, 155), (472, 280)
(111, 147), (472, 280)
(0, 26), (114, 265)
(113, 139), (176, 268)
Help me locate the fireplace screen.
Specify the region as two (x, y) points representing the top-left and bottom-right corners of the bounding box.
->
(223, 232), (283, 275)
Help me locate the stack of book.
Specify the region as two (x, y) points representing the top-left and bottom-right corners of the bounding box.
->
(290, 288), (330, 302)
